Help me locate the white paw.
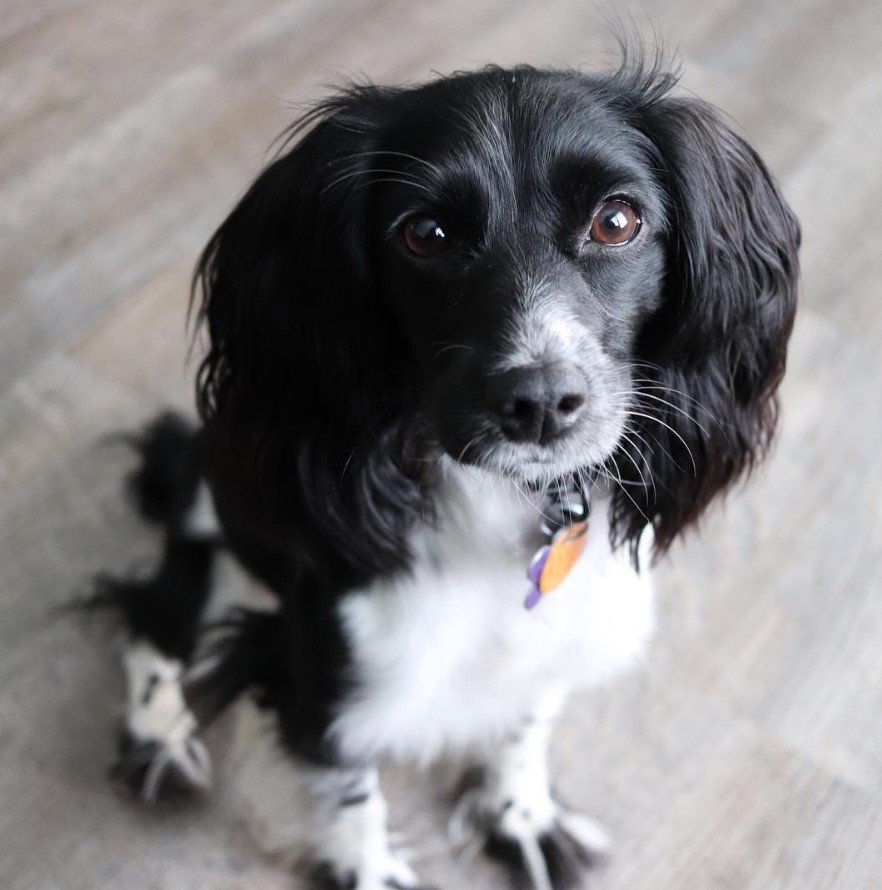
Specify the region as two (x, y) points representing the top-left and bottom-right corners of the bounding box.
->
(554, 809), (611, 857)
(311, 782), (427, 890)
(313, 849), (425, 890)
(115, 642), (212, 801)
(450, 776), (609, 890)
(113, 722), (212, 802)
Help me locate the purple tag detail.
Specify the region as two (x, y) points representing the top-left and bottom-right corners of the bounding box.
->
(525, 546), (551, 610)
(524, 586), (542, 610)
(527, 545), (551, 585)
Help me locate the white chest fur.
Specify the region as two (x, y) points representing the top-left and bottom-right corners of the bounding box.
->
(331, 466), (655, 764)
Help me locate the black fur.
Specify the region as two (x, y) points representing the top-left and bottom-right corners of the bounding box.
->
(91, 413), (218, 661)
(188, 603), (350, 763)
(310, 864), (435, 890)
(606, 76), (799, 556)
(125, 412), (203, 529)
(485, 822), (603, 890)
(311, 863), (359, 890)
(92, 536), (215, 660)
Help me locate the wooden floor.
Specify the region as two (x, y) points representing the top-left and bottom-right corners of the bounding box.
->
(2, 1), (881, 888)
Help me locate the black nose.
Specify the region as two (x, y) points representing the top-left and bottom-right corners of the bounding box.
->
(488, 363), (588, 444)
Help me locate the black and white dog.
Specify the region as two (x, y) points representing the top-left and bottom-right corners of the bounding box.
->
(96, 51), (799, 890)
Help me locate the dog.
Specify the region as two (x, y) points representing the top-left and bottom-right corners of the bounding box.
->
(94, 49), (799, 890)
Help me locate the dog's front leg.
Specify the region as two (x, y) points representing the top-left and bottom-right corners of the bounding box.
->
(305, 765), (427, 890)
(452, 688), (610, 890)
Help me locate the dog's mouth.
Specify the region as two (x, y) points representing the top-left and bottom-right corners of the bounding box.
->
(434, 426), (615, 487)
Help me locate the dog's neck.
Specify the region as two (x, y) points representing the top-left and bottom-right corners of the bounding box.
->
(414, 460), (598, 571)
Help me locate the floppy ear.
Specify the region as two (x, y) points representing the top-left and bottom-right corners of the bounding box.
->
(194, 87), (425, 575)
(196, 87), (390, 427)
(611, 93), (800, 559)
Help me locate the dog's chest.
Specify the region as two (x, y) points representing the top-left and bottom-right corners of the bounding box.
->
(332, 469), (654, 763)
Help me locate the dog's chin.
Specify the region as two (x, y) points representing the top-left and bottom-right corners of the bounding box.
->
(447, 437), (613, 488)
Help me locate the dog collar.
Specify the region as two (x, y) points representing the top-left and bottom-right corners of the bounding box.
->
(524, 478), (590, 610)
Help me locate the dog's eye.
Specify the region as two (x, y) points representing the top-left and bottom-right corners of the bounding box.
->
(402, 215), (449, 257)
(588, 199), (641, 246)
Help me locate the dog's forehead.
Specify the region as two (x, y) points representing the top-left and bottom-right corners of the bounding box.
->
(394, 70), (631, 165)
(378, 69), (646, 206)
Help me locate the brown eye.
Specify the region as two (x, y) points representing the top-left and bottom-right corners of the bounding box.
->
(402, 215), (449, 257)
(588, 199), (641, 246)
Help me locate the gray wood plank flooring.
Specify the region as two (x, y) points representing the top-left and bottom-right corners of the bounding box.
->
(2, 1), (880, 888)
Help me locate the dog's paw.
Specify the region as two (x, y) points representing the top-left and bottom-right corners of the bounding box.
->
(113, 642), (212, 802)
(484, 809), (610, 890)
(450, 775), (609, 890)
(311, 851), (432, 890)
(112, 723), (212, 802)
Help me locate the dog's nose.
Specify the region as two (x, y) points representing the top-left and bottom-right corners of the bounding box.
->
(488, 363), (588, 444)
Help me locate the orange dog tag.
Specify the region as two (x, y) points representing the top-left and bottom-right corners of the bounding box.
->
(539, 521), (588, 594)
(525, 520), (589, 609)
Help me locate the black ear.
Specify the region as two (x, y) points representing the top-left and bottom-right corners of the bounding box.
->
(195, 86), (390, 428)
(193, 87), (424, 575)
(611, 90), (800, 559)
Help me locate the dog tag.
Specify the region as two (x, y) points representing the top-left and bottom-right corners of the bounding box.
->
(524, 520), (588, 609)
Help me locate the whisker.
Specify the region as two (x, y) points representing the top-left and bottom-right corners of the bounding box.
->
(626, 410), (698, 475)
(629, 391), (710, 437)
(623, 420), (685, 474)
(431, 342), (477, 361)
(354, 177), (432, 194)
(598, 459), (649, 520)
(331, 149), (442, 176)
(628, 379), (719, 419)
(617, 431), (655, 499)
(321, 167), (426, 195)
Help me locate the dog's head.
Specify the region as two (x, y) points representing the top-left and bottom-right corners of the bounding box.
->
(196, 57), (798, 569)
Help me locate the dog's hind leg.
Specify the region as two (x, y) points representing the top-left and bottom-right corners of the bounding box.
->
(93, 413), (222, 801)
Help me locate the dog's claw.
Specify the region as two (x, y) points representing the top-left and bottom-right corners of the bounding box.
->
(451, 778), (609, 890)
(111, 724), (212, 803)
(311, 859), (431, 890)
(483, 813), (609, 890)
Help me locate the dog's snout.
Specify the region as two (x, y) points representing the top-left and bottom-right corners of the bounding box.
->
(488, 363), (587, 444)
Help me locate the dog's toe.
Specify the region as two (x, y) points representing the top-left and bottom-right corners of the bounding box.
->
(484, 809), (610, 890)
(310, 850), (430, 890)
(451, 778), (609, 890)
(112, 724), (212, 803)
